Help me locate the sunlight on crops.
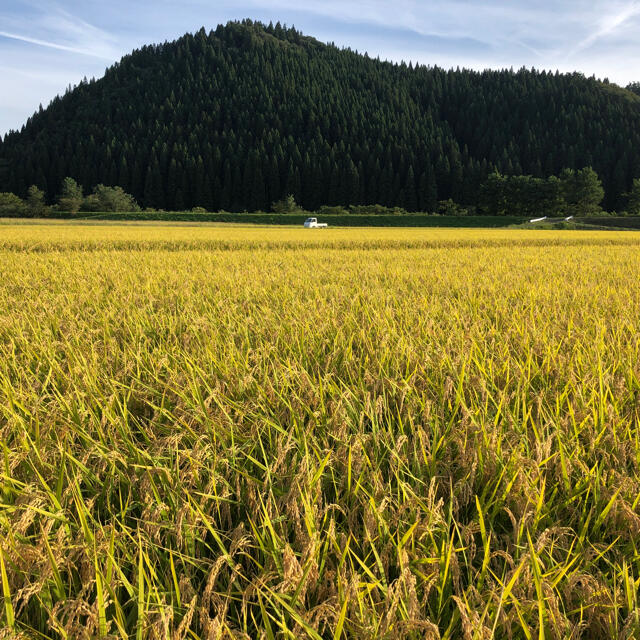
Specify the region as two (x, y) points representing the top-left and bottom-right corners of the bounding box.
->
(1, 224), (640, 639)
(1, 221), (640, 251)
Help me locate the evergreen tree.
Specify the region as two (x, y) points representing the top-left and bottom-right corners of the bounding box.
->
(560, 167), (604, 216)
(58, 177), (83, 214)
(26, 185), (48, 217)
(627, 82), (640, 96)
(419, 170), (438, 212)
(625, 178), (640, 215)
(403, 166), (418, 211)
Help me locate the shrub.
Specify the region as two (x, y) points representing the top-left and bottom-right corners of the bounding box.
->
(26, 185), (49, 217)
(317, 205), (348, 216)
(272, 194), (300, 214)
(437, 199), (471, 216)
(0, 192), (26, 216)
(82, 185), (140, 212)
(57, 177), (83, 214)
(348, 204), (408, 215)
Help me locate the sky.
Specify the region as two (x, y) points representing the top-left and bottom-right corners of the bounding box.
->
(2, 0), (640, 136)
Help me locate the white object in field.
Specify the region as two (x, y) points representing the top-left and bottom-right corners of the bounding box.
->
(303, 217), (328, 228)
(529, 216), (548, 223)
(565, 216), (574, 221)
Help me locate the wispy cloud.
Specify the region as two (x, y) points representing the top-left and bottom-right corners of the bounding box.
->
(0, 1), (123, 60)
(567, 1), (640, 58)
(3, 0), (640, 136)
(0, 30), (114, 59)
(245, 0), (640, 65)
(244, 0), (555, 47)
(0, 1), (124, 134)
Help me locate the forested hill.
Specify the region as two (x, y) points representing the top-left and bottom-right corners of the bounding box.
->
(2, 19), (640, 212)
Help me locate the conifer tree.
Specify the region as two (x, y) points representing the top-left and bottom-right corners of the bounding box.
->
(625, 178), (640, 215)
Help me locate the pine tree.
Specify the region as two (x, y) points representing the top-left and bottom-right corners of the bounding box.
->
(346, 160), (360, 206)
(143, 166), (154, 208)
(404, 166), (417, 211)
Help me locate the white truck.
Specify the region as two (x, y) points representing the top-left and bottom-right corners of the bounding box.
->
(303, 217), (328, 228)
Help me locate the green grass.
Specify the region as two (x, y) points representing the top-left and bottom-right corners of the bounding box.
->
(1, 225), (640, 638)
(11, 211), (640, 230)
(12, 211), (528, 227)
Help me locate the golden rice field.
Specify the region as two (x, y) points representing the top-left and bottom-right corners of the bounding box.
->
(2, 223), (640, 639)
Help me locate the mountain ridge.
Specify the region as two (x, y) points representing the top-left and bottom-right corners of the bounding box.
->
(2, 19), (640, 211)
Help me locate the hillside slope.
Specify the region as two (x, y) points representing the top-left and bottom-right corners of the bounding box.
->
(2, 19), (640, 211)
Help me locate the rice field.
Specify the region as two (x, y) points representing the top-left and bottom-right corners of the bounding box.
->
(1, 223), (640, 639)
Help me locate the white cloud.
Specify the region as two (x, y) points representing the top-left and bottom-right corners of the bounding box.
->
(0, 2), (123, 61)
(0, 29), (115, 59)
(2, 0), (640, 135)
(245, 0), (640, 75)
(567, 1), (640, 58)
(0, 1), (127, 133)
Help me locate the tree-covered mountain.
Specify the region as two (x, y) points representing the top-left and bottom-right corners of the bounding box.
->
(2, 19), (640, 212)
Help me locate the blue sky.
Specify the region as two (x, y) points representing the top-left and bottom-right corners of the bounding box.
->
(2, 0), (640, 135)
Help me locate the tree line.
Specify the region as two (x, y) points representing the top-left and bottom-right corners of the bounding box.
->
(0, 180), (139, 217)
(3, 169), (640, 217)
(480, 168), (605, 217)
(2, 21), (640, 213)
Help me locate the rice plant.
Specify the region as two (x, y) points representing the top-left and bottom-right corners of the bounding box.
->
(1, 224), (640, 639)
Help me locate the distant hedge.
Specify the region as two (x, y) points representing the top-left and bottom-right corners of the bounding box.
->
(26, 211), (528, 227)
(6, 210), (640, 228)
(581, 217), (640, 229)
